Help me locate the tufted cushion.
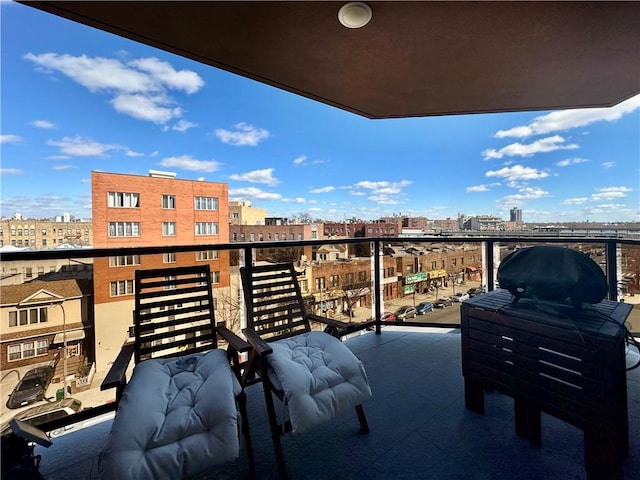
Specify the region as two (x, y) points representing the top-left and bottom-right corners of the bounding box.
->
(99, 349), (241, 480)
(266, 331), (372, 433)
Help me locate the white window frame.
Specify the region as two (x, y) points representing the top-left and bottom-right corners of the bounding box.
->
(162, 194), (176, 209)
(194, 196), (218, 211)
(108, 222), (140, 238)
(163, 253), (177, 263)
(195, 222), (219, 236)
(162, 222), (177, 236)
(108, 192), (140, 208)
(195, 250), (219, 261)
(110, 280), (135, 297)
(109, 255), (141, 267)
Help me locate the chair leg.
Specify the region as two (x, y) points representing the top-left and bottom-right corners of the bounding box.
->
(260, 379), (288, 479)
(237, 391), (255, 478)
(355, 404), (369, 434)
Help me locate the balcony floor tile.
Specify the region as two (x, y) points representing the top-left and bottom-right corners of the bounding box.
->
(34, 327), (640, 479)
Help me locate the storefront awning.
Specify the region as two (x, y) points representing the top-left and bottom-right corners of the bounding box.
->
(52, 330), (85, 344)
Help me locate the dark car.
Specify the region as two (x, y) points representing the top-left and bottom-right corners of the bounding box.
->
(416, 302), (433, 314)
(433, 298), (453, 308)
(6, 366), (54, 409)
(394, 305), (417, 321)
(467, 287), (484, 297)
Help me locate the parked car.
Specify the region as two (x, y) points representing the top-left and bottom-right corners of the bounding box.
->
(451, 292), (470, 302)
(380, 312), (397, 322)
(416, 302), (434, 314)
(433, 298), (453, 308)
(6, 366), (55, 409)
(467, 287), (483, 297)
(0, 398), (82, 438)
(394, 305), (417, 321)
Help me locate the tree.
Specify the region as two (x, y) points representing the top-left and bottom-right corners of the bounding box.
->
(341, 275), (370, 321)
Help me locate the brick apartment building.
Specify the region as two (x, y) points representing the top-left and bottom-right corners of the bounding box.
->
(323, 220), (400, 238)
(91, 170), (230, 370)
(0, 216), (92, 249)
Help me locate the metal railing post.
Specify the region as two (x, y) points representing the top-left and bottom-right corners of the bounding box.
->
(373, 240), (382, 334)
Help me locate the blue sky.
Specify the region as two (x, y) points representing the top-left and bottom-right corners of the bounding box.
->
(2, 2), (639, 223)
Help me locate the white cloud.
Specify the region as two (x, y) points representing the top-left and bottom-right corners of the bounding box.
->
(368, 195), (400, 205)
(482, 135), (578, 160)
(172, 119), (197, 132)
(562, 197), (588, 205)
(282, 197), (306, 204)
(24, 53), (203, 124)
(229, 187), (282, 201)
(52, 165), (76, 171)
(353, 180), (412, 195)
(111, 93), (182, 124)
(0, 168), (23, 174)
(31, 120), (55, 129)
(601, 161), (616, 169)
(466, 182), (500, 192)
(556, 157), (589, 167)
(1, 134), (22, 144)
(495, 94), (640, 138)
(47, 136), (120, 157)
(293, 155), (307, 166)
(125, 149), (144, 157)
(229, 168), (279, 186)
(485, 165), (549, 182)
(590, 186), (631, 201)
(309, 186), (335, 194)
(159, 155), (221, 172)
(215, 122), (270, 146)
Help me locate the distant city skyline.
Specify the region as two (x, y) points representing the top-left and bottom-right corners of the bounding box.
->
(1, 2), (639, 223)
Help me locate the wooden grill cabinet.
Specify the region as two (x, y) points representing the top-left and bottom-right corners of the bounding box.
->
(461, 289), (632, 480)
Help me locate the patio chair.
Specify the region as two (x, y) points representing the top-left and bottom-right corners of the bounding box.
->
(98, 265), (254, 480)
(240, 262), (372, 479)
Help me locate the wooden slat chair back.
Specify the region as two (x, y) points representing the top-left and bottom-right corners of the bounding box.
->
(99, 264), (255, 479)
(240, 262), (371, 479)
(134, 265), (217, 363)
(241, 263), (311, 342)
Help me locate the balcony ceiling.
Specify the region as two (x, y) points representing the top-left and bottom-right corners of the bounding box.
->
(21, 1), (640, 119)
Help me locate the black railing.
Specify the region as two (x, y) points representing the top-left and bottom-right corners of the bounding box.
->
(1, 235), (638, 433)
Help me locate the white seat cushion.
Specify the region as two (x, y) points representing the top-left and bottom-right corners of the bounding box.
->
(99, 349), (240, 480)
(266, 331), (372, 433)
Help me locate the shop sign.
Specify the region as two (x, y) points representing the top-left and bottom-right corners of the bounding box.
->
(405, 272), (427, 284)
(403, 285), (415, 294)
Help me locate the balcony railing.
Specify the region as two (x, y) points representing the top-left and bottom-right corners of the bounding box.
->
(1, 235), (638, 434)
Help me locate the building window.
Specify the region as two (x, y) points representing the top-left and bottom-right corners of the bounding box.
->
(195, 222), (219, 235)
(8, 311), (17, 327)
(431, 261), (437, 269)
(240, 233), (245, 241)
(163, 276), (177, 290)
(194, 196), (218, 210)
(162, 194), (176, 209)
(109, 255), (141, 267)
(108, 192), (140, 208)
(315, 277), (326, 290)
(451, 258), (457, 267)
(108, 222), (140, 237)
(110, 280), (135, 297)
(163, 253), (177, 263)
(406, 265), (414, 274)
(358, 271), (367, 281)
(25, 268), (33, 279)
(330, 275), (340, 287)
(258, 233), (264, 241)
(345, 273), (355, 284)
(196, 250), (219, 261)
(250, 233), (255, 242)
(7, 340), (49, 362)
(274, 233), (279, 241)
(162, 222), (176, 236)
(211, 271), (221, 284)
(386, 267), (395, 277)
(42, 239), (47, 246)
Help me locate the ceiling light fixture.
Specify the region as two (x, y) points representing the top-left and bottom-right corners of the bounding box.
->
(338, 2), (372, 29)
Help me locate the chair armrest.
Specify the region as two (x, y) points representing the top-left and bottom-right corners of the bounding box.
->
(217, 322), (251, 353)
(100, 342), (135, 392)
(242, 328), (273, 356)
(307, 314), (351, 330)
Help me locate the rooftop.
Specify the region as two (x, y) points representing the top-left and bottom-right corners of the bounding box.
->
(35, 327), (640, 479)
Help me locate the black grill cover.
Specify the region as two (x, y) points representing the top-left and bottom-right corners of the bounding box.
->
(497, 246), (608, 307)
